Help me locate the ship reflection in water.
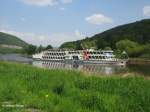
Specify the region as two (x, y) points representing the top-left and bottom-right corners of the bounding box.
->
(32, 61), (128, 75)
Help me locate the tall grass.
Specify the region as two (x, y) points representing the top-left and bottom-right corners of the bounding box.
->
(0, 61), (150, 112)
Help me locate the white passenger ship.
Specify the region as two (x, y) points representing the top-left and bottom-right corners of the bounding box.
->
(32, 49), (128, 65)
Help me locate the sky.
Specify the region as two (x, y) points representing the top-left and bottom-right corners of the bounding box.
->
(0, 0), (150, 47)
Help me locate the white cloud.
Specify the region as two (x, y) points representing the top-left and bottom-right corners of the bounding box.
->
(21, 0), (58, 6)
(21, 0), (73, 7)
(0, 29), (85, 47)
(85, 13), (113, 25)
(143, 6), (150, 16)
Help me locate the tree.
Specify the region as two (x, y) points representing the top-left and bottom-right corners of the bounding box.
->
(140, 44), (150, 59)
(96, 38), (108, 49)
(104, 47), (112, 50)
(116, 39), (143, 57)
(37, 45), (45, 53)
(75, 41), (83, 50)
(25, 44), (37, 55)
(45, 45), (53, 50)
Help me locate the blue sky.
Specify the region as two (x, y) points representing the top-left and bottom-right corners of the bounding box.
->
(0, 0), (150, 47)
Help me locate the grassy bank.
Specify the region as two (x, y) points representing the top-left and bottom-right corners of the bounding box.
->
(0, 61), (150, 112)
(0, 47), (23, 54)
(128, 58), (150, 64)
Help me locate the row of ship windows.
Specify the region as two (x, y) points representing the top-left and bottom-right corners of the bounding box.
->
(88, 56), (113, 59)
(67, 52), (112, 55)
(42, 56), (113, 59)
(42, 56), (65, 59)
(88, 52), (112, 55)
(68, 52), (113, 54)
(44, 52), (113, 55)
(44, 53), (66, 55)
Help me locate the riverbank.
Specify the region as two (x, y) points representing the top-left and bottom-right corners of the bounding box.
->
(128, 58), (150, 65)
(0, 61), (150, 112)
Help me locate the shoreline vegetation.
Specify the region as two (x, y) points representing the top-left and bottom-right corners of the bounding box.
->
(128, 58), (150, 64)
(0, 61), (150, 112)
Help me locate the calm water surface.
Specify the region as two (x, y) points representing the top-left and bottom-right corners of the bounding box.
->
(0, 54), (150, 76)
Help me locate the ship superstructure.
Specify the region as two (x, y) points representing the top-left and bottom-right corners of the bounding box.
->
(32, 49), (127, 65)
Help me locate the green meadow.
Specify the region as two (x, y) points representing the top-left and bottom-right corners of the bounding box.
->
(0, 61), (150, 112)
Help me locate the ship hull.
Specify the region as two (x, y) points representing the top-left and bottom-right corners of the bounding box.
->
(33, 59), (127, 66)
(83, 60), (127, 65)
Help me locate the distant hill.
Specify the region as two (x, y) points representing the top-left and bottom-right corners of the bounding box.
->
(60, 19), (150, 49)
(0, 32), (28, 48)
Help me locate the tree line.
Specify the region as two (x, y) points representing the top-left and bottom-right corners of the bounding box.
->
(24, 44), (53, 55)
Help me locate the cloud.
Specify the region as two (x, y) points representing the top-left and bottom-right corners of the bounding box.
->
(85, 13), (113, 25)
(0, 29), (85, 47)
(143, 6), (150, 16)
(21, 0), (73, 7)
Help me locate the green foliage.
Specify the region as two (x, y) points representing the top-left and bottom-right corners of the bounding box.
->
(75, 41), (83, 50)
(0, 46), (23, 54)
(36, 45), (45, 53)
(60, 41), (76, 49)
(116, 39), (150, 58)
(45, 45), (53, 50)
(24, 44), (37, 55)
(60, 19), (150, 58)
(0, 61), (150, 112)
(82, 39), (97, 49)
(0, 32), (28, 47)
(140, 44), (150, 59)
(116, 39), (143, 57)
(52, 82), (64, 95)
(96, 38), (108, 49)
(104, 46), (112, 50)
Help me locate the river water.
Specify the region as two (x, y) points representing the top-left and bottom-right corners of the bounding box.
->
(0, 54), (150, 76)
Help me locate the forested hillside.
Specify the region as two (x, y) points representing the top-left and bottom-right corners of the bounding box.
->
(0, 32), (28, 47)
(60, 19), (150, 58)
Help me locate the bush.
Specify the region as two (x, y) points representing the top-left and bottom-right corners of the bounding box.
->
(116, 39), (144, 57)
